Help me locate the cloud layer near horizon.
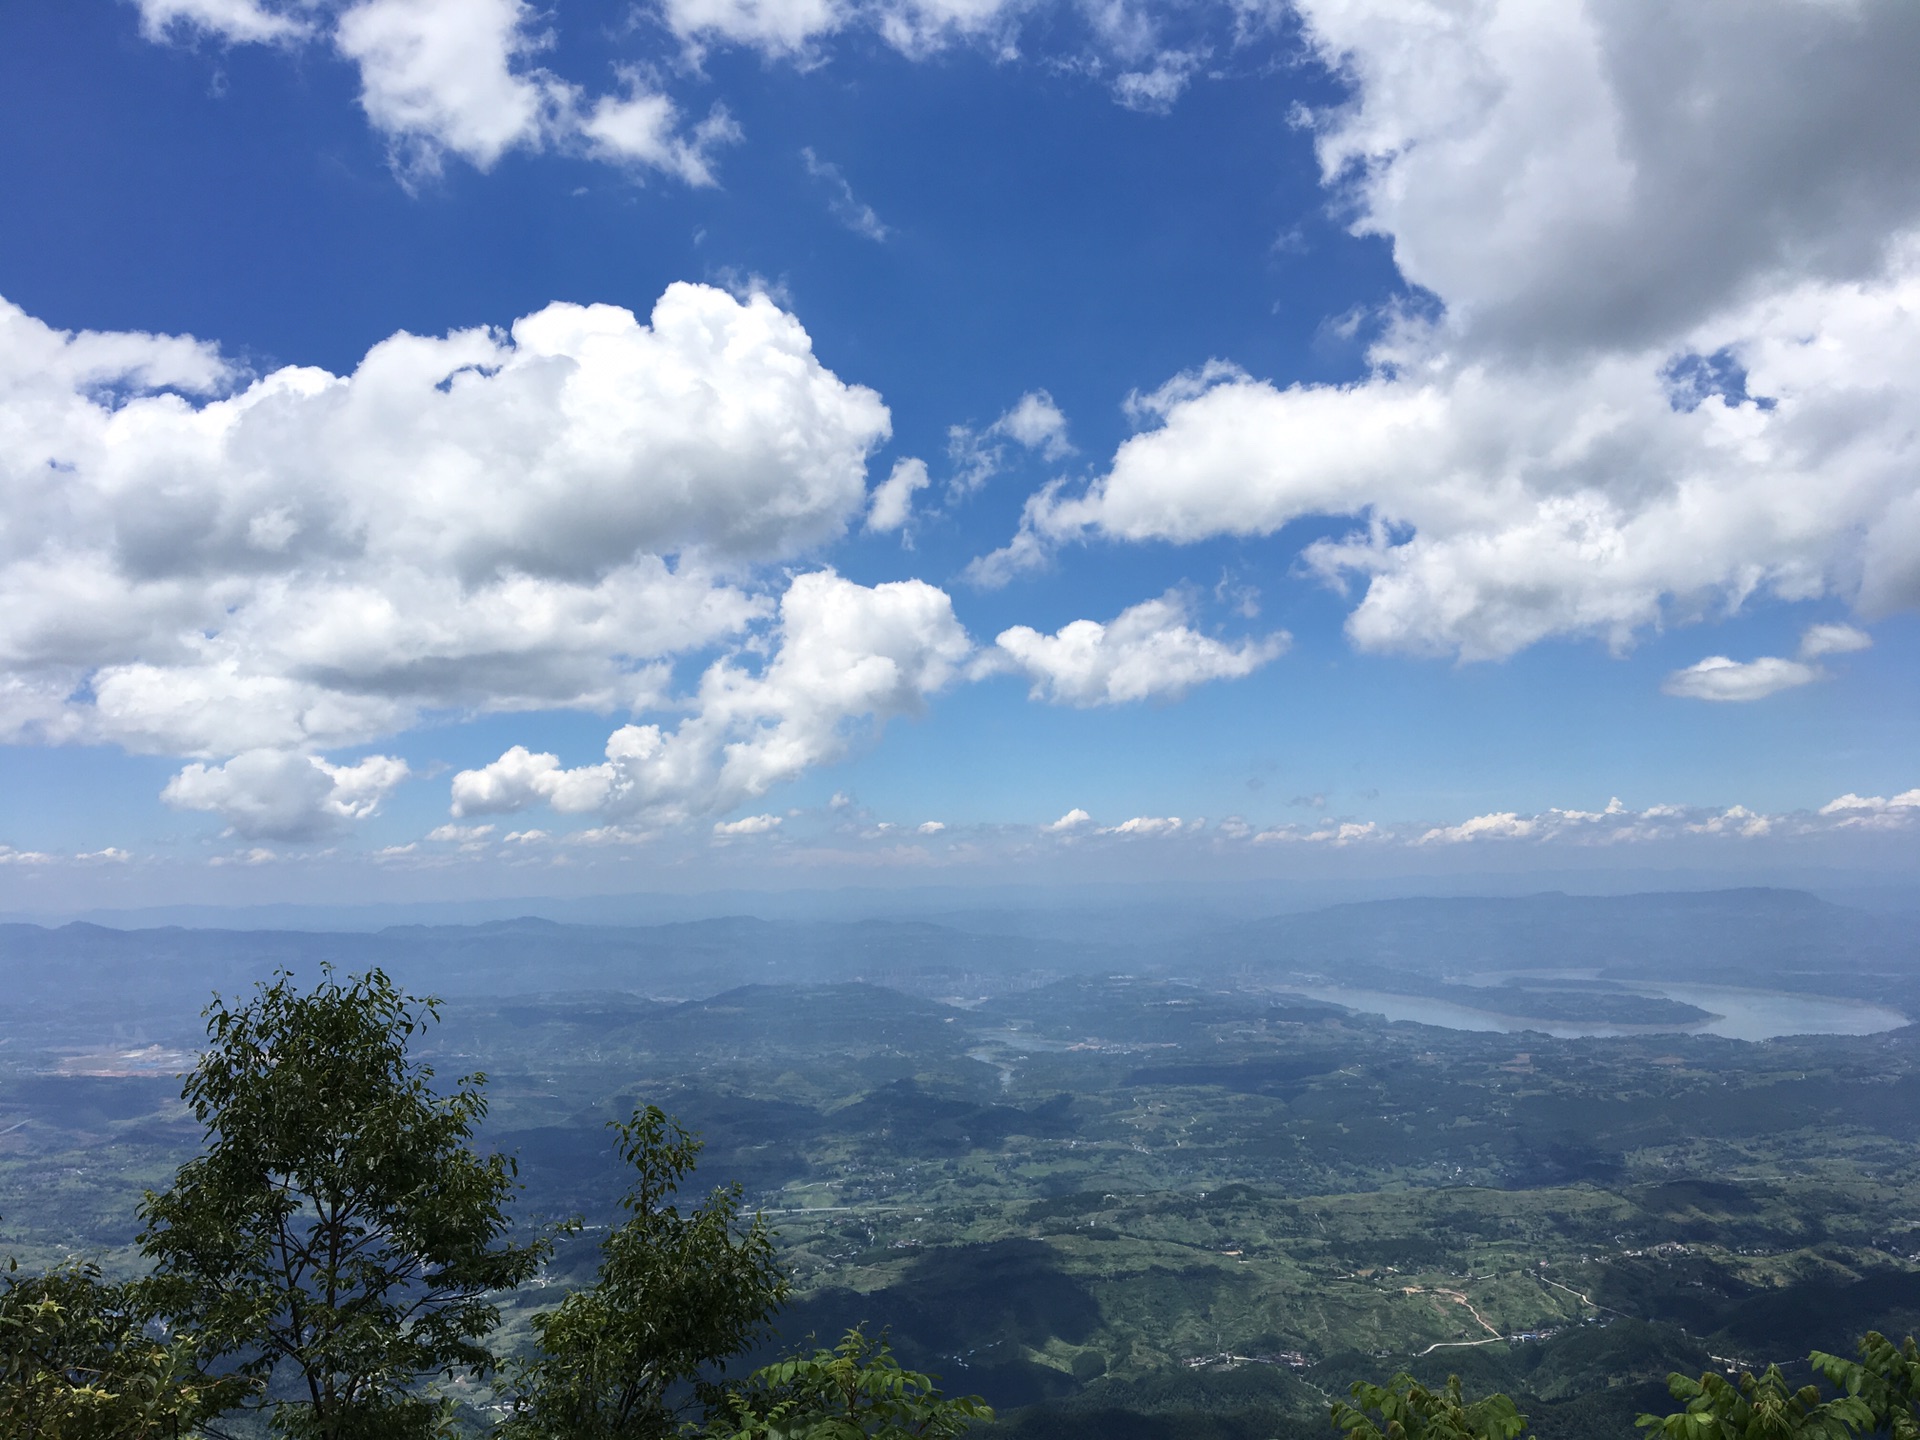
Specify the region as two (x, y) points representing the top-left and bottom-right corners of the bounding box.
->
(12, 782), (1915, 877)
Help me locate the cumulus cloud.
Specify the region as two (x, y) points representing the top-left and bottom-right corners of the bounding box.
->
(1663, 620), (1875, 702)
(1800, 622), (1873, 658)
(1416, 811), (1537, 846)
(451, 570), (972, 825)
(713, 813), (782, 835)
(1103, 815), (1186, 836)
(993, 390), (1072, 457)
(984, 1), (1920, 663)
(991, 591), (1284, 705)
(1819, 789), (1920, 826)
(333, 0), (558, 173)
(162, 749), (409, 840)
(1301, 0), (1920, 356)
(575, 76), (741, 187)
(447, 745), (619, 816)
(135, 0), (735, 184)
(1043, 807), (1091, 832)
(1662, 655), (1821, 704)
(866, 457), (931, 534)
(0, 285), (887, 774)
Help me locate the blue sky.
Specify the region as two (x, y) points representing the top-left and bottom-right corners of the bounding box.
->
(0, 0), (1917, 907)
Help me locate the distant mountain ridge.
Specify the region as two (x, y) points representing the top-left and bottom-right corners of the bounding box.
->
(1209, 886), (1915, 982)
(2, 888), (1914, 1045)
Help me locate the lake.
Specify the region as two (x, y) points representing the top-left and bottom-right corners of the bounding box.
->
(1286, 977), (1910, 1041)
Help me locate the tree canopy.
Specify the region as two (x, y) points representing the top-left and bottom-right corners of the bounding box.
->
(1, 967), (990, 1440)
(136, 967), (546, 1440)
(704, 1328), (995, 1440)
(0, 1255), (240, 1440)
(501, 1105), (790, 1440)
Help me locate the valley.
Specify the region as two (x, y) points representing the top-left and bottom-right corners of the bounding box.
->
(4, 889), (1919, 1438)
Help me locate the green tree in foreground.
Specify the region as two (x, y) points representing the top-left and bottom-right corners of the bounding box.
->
(1333, 1373), (1532, 1440)
(1813, 1332), (1920, 1440)
(1637, 1364), (1871, 1440)
(704, 1328), (993, 1440)
(0, 1254), (242, 1439)
(137, 967), (546, 1440)
(1334, 1331), (1920, 1440)
(501, 1106), (791, 1440)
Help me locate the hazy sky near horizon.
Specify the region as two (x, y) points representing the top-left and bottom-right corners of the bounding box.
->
(1, 0), (1918, 904)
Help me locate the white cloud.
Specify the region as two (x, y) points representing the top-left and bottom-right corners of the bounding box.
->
(1662, 620), (1874, 702)
(1662, 655), (1821, 704)
(1819, 789), (1920, 822)
(1688, 804), (1772, 839)
(447, 745), (617, 816)
(657, 0), (846, 57)
(802, 148), (891, 241)
(656, 0), (1027, 60)
(1252, 819), (1377, 846)
(994, 390), (1071, 457)
(713, 813), (783, 835)
(949, 390), (1074, 497)
(162, 749), (409, 840)
(1299, 0), (1920, 357)
(1043, 807), (1091, 832)
(1103, 815), (1184, 836)
(1416, 811), (1537, 846)
(136, 0), (733, 184)
(867, 457), (931, 534)
(205, 846), (282, 866)
(1112, 49), (1204, 114)
(992, 591), (1284, 705)
(577, 77), (741, 188)
(0, 285), (887, 770)
(985, 1), (1920, 662)
(451, 570), (973, 824)
(134, 0), (315, 44)
(333, 0), (556, 173)
(427, 822), (494, 842)
(1370, 793), (1919, 848)
(915, 820), (945, 834)
(1800, 622), (1873, 658)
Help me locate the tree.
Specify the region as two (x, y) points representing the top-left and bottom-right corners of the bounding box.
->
(1637, 1365), (1872, 1440)
(1813, 1332), (1920, 1440)
(0, 1254), (243, 1439)
(1333, 1373), (1532, 1440)
(501, 1105), (790, 1440)
(703, 1328), (993, 1440)
(136, 967), (545, 1440)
